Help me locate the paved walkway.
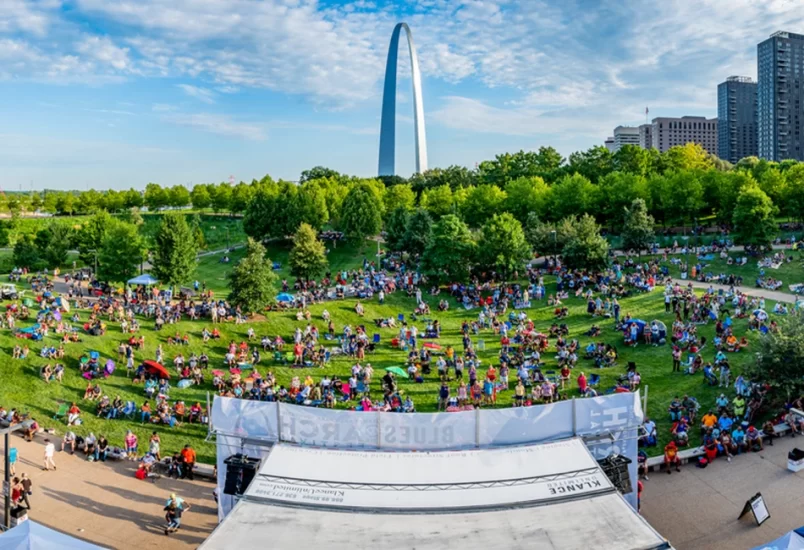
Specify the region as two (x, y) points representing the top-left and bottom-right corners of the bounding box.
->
(0, 434), (217, 549)
(670, 278), (799, 304)
(641, 434), (804, 550)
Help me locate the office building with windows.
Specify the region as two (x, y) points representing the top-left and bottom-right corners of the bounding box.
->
(604, 136), (615, 152)
(638, 124), (652, 149)
(650, 116), (718, 154)
(612, 126), (640, 151)
(758, 31), (804, 161)
(717, 76), (758, 163)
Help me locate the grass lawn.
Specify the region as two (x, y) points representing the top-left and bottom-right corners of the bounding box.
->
(0, 260), (783, 464)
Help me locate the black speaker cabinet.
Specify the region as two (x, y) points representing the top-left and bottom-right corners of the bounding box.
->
(223, 454), (261, 496)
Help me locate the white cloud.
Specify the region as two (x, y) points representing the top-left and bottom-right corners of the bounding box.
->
(0, 0), (53, 36)
(162, 112), (266, 140)
(177, 84), (216, 104)
(76, 36), (131, 71)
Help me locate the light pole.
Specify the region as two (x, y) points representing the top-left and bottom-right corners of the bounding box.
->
(550, 230), (557, 260)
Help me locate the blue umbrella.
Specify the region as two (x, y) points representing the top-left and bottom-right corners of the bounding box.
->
(276, 293), (294, 303)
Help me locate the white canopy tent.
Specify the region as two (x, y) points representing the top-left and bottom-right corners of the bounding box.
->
(0, 521), (108, 550)
(201, 439), (670, 550)
(126, 274), (158, 286)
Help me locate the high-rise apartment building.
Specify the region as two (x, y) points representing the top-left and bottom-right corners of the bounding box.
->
(639, 124), (652, 149)
(612, 126), (640, 151)
(650, 116), (718, 154)
(717, 76), (758, 164)
(758, 31), (804, 161)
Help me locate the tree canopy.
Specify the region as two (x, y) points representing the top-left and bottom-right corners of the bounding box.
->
(151, 212), (198, 289)
(289, 223), (328, 281)
(228, 238), (278, 315)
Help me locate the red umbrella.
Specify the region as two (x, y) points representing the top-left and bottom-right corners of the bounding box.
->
(423, 342), (442, 350)
(143, 360), (170, 379)
(211, 370), (224, 377)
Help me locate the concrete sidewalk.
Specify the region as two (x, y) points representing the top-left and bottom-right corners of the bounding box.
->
(0, 434), (217, 549)
(670, 278), (799, 304)
(641, 434), (804, 550)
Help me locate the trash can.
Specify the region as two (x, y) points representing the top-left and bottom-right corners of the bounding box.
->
(788, 448), (804, 473)
(10, 506), (27, 527)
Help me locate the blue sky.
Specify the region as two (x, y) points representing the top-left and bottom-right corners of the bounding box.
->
(1, 0), (803, 190)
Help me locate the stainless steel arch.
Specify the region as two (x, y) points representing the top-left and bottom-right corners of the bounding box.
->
(378, 22), (428, 176)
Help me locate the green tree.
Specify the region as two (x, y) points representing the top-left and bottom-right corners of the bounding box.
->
(0, 220), (10, 248)
(384, 207), (409, 252)
(229, 182), (253, 214)
(124, 188), (144, 209)
(144, 183), (169, 211)
(621, 199), (655, 254)
(732, 185), (778, 251)
(191, 184), (212, 210)
(340, 182), (383, 243)
(103, 189), (125, 212)
(598, 172), (650, 228)
(744, 313), (804, 403)
(758, 168), (787, 205)
(421, 215), (476, 284)
(503, 176), (549, 224)
(120, 207), (144, 227)
(243, 185), (279, 241)
(295, 182), (329, 230)
(289, 223), (328, 282)
(299, 166), (341, 183)
(168, 185), (191, 208)
(613, 144), (652, 176)
(227, 238), (277, 315)
(383, 183), (416, 213)
(13, 234), (40, 270)
(402, 208), (433, 257)
(783, 164), (804, 221)
(461, 184), (507, 228)
(76, 211), (112, 267)
(209, 183), (232, 213)
(657, 170), (705, 226)
(561, 214), (609, 270)
(98, 222), (147, 283)
(477, 213), (531, 278)
(55, 193), (75, 216)
(419, 184), (454, 218)
(151, 212), (198, 289)
(663, 143), (713, 172)
(566, 145), (613, 182)
(548, 173), (598, 221)
(36, 223), (72, 268)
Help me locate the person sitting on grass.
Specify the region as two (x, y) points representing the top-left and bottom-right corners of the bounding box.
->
(663, 441), (681, 474)
(67, 403), (81, 426)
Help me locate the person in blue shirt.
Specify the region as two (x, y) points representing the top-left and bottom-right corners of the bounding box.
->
(731, 425), (747, 454)
(716, 394), (729, 414)
(718, 413), (734, 433)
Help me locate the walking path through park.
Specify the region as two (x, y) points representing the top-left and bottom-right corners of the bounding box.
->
(0, 435), (217, 549)
(670, 278), (799, 304)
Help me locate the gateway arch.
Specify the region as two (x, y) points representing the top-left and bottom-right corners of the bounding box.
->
(378, 23), (428, 176)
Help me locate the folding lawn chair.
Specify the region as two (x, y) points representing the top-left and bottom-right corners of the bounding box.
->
(589, 374), (600, 387)
(121, 400), (136, 420)
(373, 333), (380, 344)
(53, 403), (68, 422)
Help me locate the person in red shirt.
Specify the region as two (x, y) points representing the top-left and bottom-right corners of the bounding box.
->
(664, 441), (681, 473)
(577, 372), (587, 395)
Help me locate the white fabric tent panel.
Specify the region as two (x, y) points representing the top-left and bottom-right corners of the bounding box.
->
(200, 492), (669, 550)
(254, 438), (599, 484)
(245, 439), (611, 510)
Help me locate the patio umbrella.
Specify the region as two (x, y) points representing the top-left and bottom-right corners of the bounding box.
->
(384, 366), (407, 377)
(423, 342), (442, 350)
(276, 293), (294, 303)
(211, 370), (224, 377)
(143, 360), (170, 379)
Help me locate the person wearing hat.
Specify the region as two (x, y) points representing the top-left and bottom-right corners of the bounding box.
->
(715, 393), (729, 415)
(746, 425), (763, 452)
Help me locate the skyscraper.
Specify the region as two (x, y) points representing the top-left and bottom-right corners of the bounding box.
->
(758, 31), (804, 161)
(717, 76), (758, 164)
(638, 124), (652, 149)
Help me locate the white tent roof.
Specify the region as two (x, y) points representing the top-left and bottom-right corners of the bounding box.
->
(202, 440), (670, 550)
(0, 521), (108, 550)
(126, 274), (158, 286)
(202, 492), (668, 550)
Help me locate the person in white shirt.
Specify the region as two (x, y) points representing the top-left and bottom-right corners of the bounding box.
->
(43, 439), (56, 471)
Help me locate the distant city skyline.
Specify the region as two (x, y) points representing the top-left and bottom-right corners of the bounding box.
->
(3, 1), (804, 190)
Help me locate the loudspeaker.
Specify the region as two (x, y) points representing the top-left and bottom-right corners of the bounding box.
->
(223, 454), (261, 496)
(598, 454), (633, 494)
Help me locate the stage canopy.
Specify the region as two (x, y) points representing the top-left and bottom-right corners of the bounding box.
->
(127, 274), (158, 286)
(201, 439), (670, 550)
